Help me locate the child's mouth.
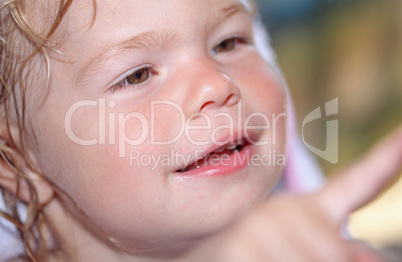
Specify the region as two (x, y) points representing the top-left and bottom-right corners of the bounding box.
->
(176, 139), (248, 173)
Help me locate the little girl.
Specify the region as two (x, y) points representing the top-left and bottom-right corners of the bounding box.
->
(0, 0), (401, 261)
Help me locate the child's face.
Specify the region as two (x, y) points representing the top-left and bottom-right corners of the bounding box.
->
(28, 0), (285, 253)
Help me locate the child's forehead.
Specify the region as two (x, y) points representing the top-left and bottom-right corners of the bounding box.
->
(58, 0), (251, 36)
(49, 0), (253, 81)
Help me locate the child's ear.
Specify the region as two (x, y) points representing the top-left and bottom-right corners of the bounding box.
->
(0, 126), (54, 207)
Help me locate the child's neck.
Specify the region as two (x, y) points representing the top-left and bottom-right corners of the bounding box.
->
(44, 197), (219, 262)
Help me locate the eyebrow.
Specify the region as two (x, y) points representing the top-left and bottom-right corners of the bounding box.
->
(73, 29), (180, 86)
(73, 2), (248, 87)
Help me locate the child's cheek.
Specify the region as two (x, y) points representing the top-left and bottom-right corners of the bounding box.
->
(233, 54), (287, 157)
(232, 53), (285, 122)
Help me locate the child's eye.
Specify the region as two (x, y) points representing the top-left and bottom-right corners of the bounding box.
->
(108, 66), (152, 93)
(213, 37), (246, 54)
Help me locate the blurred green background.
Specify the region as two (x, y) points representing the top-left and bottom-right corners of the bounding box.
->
(256, 0), (401, 174)
(256, 0), (402, 256)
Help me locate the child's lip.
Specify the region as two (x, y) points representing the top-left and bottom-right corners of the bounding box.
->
(173, 129), (259, 175)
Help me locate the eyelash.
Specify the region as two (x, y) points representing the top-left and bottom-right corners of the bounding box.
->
(213, 36), (249, 55)
(108, 65), (154, 93)
(108, 36), (250, 93)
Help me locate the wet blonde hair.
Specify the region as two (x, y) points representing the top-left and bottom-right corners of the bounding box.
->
(0, 0), (257, 260)
(0, 0), (75, 260)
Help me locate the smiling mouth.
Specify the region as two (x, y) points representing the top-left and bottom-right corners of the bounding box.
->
(176, 139), (248, 173)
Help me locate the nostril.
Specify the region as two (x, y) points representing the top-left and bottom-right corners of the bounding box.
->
(199, 94), (240, 112)
(200, 101), (214, 112)
(224, 94), (240, 106)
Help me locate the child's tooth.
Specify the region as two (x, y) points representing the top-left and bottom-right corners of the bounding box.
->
(226, 143), (237, 150)
(238, 139), (246, 146)
(215, 147), (225, 153)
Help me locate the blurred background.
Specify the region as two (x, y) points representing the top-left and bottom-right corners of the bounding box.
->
(256, 0), (402, 259)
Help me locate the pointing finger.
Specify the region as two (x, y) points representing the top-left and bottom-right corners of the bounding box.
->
(317, 126), (402, 224)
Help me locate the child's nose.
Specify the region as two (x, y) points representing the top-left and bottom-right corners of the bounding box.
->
(184, 65), (241, 115)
